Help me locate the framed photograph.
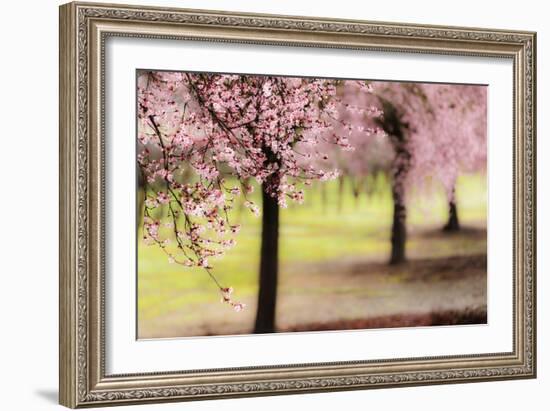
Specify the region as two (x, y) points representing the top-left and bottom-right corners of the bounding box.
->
(59, 1), (537, 408)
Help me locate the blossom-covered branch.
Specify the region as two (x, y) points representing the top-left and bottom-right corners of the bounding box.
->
(137, 71), (380, 310)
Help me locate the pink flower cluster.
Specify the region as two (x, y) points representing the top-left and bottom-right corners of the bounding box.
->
(220, 287), (246, 312)
(345, 81), (487, 201)
(137, 72), (380, 310)
(411, 83), (487, 200)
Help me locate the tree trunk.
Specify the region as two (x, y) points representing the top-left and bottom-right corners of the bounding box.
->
(377, 101), (410, 265)
(137, 168), (146, 235)
(443, 199), (460, 232)
(390, 181), (407, 264)
(254, 185), (279, 334)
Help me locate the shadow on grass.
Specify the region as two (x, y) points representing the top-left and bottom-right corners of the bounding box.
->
(334, 253), (487, 283)
(417, 225), (487, 239)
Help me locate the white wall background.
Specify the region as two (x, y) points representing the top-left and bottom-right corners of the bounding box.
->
(0, 0), (546, 409)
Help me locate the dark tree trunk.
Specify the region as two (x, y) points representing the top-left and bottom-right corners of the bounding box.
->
(390, 181), (407, 264)
(389, 150), (409, 265)
(137, 168), (145, 231)
(443, 199), (460, 232)
(254, 184), (279, 334)
(376, 100), (410, 265)
(137, 188), (145, 231)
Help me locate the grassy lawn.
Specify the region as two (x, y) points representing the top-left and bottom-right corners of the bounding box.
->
(137, 173), (487, 337)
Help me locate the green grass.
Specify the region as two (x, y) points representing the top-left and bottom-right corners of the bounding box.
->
(137, 173), (487, 322)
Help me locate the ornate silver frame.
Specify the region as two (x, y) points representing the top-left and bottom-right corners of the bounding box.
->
(59, 1), (536, 408)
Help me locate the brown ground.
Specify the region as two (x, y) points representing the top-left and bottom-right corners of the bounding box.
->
(140, 231), (487, 339)
(282, 307), (487, 333)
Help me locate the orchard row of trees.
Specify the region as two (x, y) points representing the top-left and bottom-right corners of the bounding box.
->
(328, 81), (487, 263)
(137, 71), (487, 333)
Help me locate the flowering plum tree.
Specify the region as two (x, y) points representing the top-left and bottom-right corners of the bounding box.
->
(368, 82), (487, 262)
(415, 84), (487, 231)
(137, 71), (379, 333)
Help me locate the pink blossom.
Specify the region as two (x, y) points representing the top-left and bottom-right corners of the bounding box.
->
(232, 302), (246, 312)
(156, 192), (170, 204)
(137, 70), (381, 310)
(244, 201), (260, 217)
